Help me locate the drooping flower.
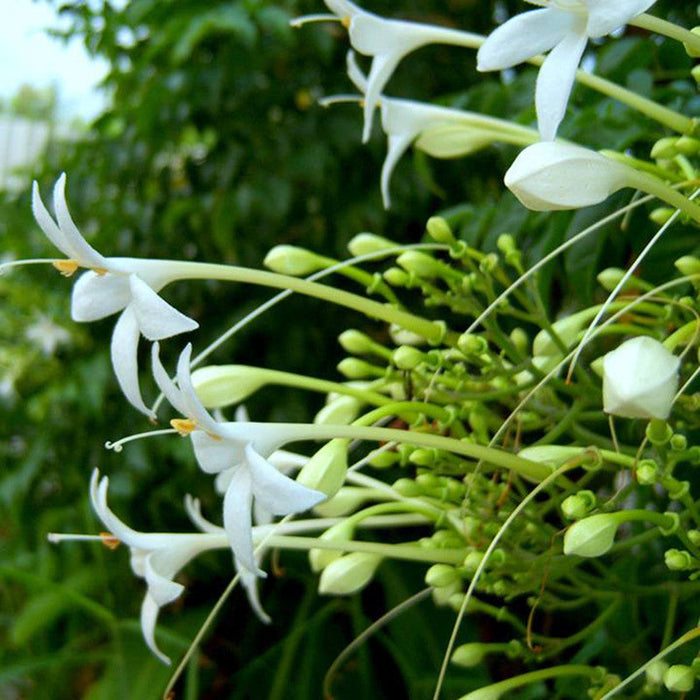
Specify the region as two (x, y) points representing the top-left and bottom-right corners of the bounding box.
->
(344, 53), (536, 208)
(152, 343), (326, 575)
(477, 0), (658, 140)
(602, 336), (680, 419)
(87, 470), (229, 664)
(32, 175), (198, 417)
(504, 141), (630, 211)
(294, 1), (481, 142)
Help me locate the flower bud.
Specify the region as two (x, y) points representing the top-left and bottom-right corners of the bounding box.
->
(458, 333), (488, 356)
(416, 125), (493, 158)
(263, 245), (327, 275)
(318, 553), (382, 595)
(636, 459), (659, 485)
(393, 478), (422, 497)
(561, 491), (596, 520)
(664, 548), (693, 571)
(563, 514), (619, 558)
(309, 518), (355, 572)
(463, 550), (485, 574)
(649, 207), (675, 226)
(510, 328), (528, 354)
(190, 365), (267, 408)
(383, 267), (409, 286)
(532, 308), (592, 358)
(425, 564), (460, 589)
(452, 643), (486, 668)
(671, 434), (687, 451)
(337, 358), (382, 379)
(426, 216), (456, 244)
(676, 136), (700, 156)
(684, 27), (700, 58)
(338, 330), (376, 355)
(347, 233), (397, 257)
(314, 395), (362, 425)
(650, 137), (679, 160)
(663, 664), (695, 693)
(389, 324), (426, 346)
(518, 445), (583, 470)
(646, 419), (674, 445)
(368, 449), (398, 469)
(504, 142), (630, 212)
(693, 64), (700, 85)
(392, 345), (425, 370)
(313, 487), (371, 517)
(397, 251), (441, 278)
(602, 337), (680, 420)
(645, 660), (669, 685)
(297, 439), (348, 498)
(596, 267), (643, 292)
(675, 255), (700, 278)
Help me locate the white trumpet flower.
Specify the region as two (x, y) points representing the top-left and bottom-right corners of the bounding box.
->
(294, 1), (481, 142)
(152, 343), (325, 575)
(87, 470), (229, 665)
(477, 0), (657, 140)
(32, 175), (198, 417)
(602, 336), (680, 419)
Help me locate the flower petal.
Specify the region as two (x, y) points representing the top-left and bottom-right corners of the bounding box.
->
(32, 181), (71, 258)
(176, 344), (222, 435)
(71, 271), (131, 322)
(535, 21), (588, 140)
(381, 132), (414, 209)
(151, 342), (190, 417)
(238, 563), (272, 624)
(111, 307), (155, 418)
(140, 594), (171, 665)
(477, 9), (573, 71)
(53, 174), (109, 269)
(191, 430), (243, 474)
(223, 465), (264, 576)
(360, 51), (400, 143)
(584, 0), (657, 38)
(128, 275), (198, 341)
(246, 444), (326, 516)
(143, 551), (185, 607)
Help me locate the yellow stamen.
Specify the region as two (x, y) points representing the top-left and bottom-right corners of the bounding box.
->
(171, 418), (197, 436)
(93, 267), (109, 276)
(341, 15), (351, 29)
(100, 532), (121, 550)
(52, 259), (79, 277)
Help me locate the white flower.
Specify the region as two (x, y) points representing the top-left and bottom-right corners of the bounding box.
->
(32, 175), (198, 417)
(345, 53), (535, 208)
(504, 141), (630, 211)
(297, 1), (480, 143)
(24, 314), (71, 356)
(152, 343), (325, 575)
(477, 0), (657, 140)
(602, 336), (680, 419)
(88, 470), (228, 665)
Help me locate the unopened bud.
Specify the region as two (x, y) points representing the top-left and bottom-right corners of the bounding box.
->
(337, 358), (381, 379)
(636, 459), (659, 485)
(651, 137), (679, 160)
(426, 216), (455, 244)
(463, 550), (485, 574)
(664, 548), (693, 571)
(264, 245), (326, 275)
(297, 438), (348, 497)
(452, 643), (486, 668)
(309, 518), (355, 572)
(458, 333), (488, 356)
(664, 664), (695, 693)
(676, 136), (700, 156)
(347, 232), (397, 257)
(683, 27), (700, 58)
(693, 64), (700, 85)
(675, 255), (700, 278)
(509, 328), (528, 354)
(645, 660), (669, 685)
(368, 449), (398, 469)
(646, 419), (673, 446)
(397, 251), (441, 278)
(191, 365), (267, 408)
(318, 553), (382, 595)
(393, 345), (425, 370)
(389, 324), (426, 346)
(561, 491), (596, 520)
(313, 487), (371, 517)
(383, 267), (409, 286)
(314, 394), (362, 425)
(339, 329), (376, 355)
(649, 207), (675, 226)
(425, 564), (460, 589)
(563, 513), (618, 558)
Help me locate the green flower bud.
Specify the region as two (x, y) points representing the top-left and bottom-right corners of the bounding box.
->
(297, 439), (348, 498)
(426, 216), (455, 244)
(518, 445), (584, 470)
(532, 308), (594, 357)
(693, 64), (700, 85)
(463, 550), (485, 574)
(397, 251), (441, 278)
(688, 530), (700, 547)
(670, 434), (687, 451)
(383, 267), (409, 286)
(645, 660), (669, 685)
(510, 328), (529, 354)
(452, 643), (486, 668)
(496, 233), (517, 255)
(651, 137), (679, 160)
(309, 518), (355, 572)
(190, 365), (267, 408)
(676, 136), (700, 156)
(596, 267), (626, 291)
(563, 514), (619, 558)
(458, 333), (488, 356)
(426, 564), (460, 589)
(389, 324), (427, 346)
(392, 345), (425, 370)
(393, 478), (422, 497)
(684, 27), (700, 58)
(649, 207), (676, 226)
(318, 553), (382, 595)
(367, 449), (398, 469)
(646, 419), (674, 446)
(675, 255), (700, 277)
(313, 487), (372, 517)
(561, 491), (597, 520)
(314, 395), (362, 425)
(347, 232), (397, 257)
(665, 548), (693, 571)
(410, 449), (436, 467)
(263, 244), (326, 275)
(458, 687), (502, 700)
(432, 580), (462, 606)
(636, 460), (659, 486)
(337, 358), (381, 379)
(663, 664), (695, 693)
(416, 472), (440, 489)
(338, 329), (375, 355)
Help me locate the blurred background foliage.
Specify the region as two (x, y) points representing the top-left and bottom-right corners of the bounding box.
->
(1, 1), (698, 697)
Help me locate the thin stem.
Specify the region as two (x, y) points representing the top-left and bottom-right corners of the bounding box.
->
(632, 14), (700, 58)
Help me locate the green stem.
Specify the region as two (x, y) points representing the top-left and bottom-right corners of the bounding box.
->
(460, 664), (599, 700)
(632, 14), (700, 59)
(265, 534), (464, 565)
(619, 167), (700, 222)
(136, 259), (452, 345)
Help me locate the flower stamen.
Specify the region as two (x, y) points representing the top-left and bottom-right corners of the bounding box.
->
(52, 259), (80, 277)
(171, 418), (197, 436)
(100, 532), (122, 550)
